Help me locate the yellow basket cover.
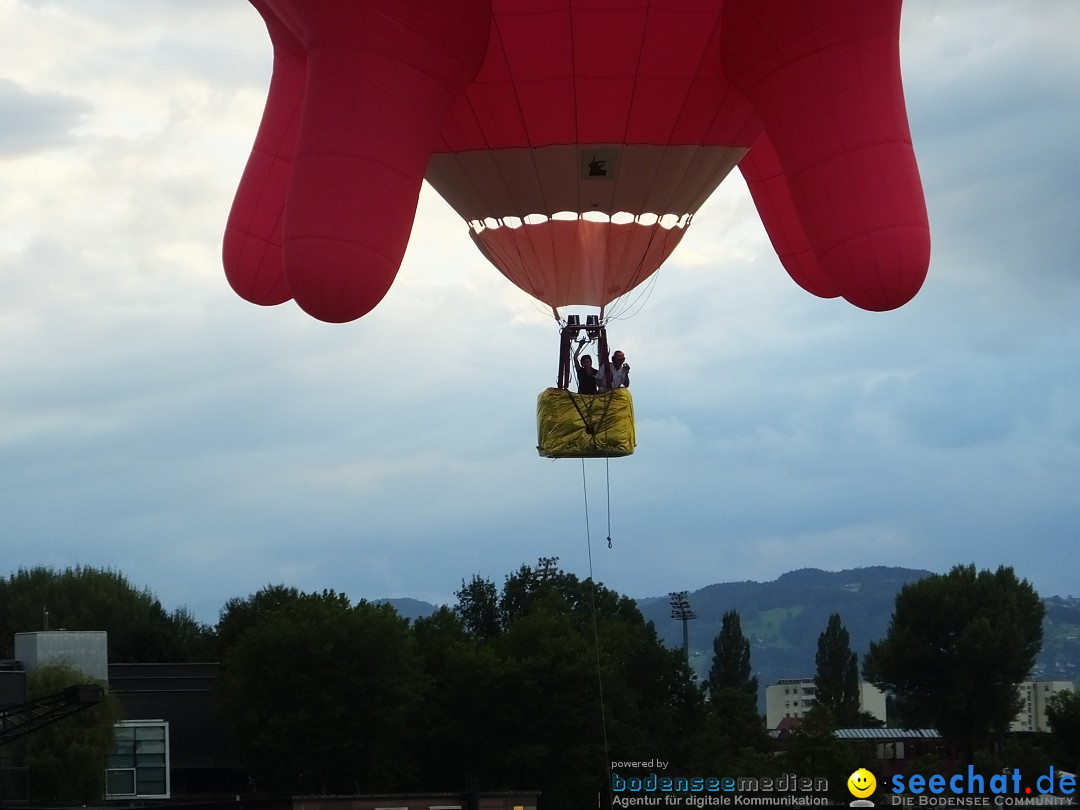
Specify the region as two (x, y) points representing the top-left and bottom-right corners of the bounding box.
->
(536, 387), (636, 458)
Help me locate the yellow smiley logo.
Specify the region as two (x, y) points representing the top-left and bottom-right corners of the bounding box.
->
(848, 768), (877, 798)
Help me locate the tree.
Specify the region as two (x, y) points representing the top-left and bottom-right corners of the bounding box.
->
(779, 705), (865, 803)
(701, 687), (773, 774)
(0, 565), (213, 662)
(453, 574), (501, 639)
(1046, 690), (1080, 773)
(438, 561), (707, 808)
(215, 583), (303, 650)
(814, 613), (860, 726)
(169, 605), (217, 661)
(411, 606), (506, 791)
(13, 662), (120, 804)
(706, 610), (758, 699)
(215, 587), (422, 794)
(863, 564), (1044, 758)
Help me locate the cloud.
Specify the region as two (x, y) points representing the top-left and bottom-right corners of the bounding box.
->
(0, 79), (89, 154)
(1, 0), (1078, 622)
(901, 0), (1080, 303)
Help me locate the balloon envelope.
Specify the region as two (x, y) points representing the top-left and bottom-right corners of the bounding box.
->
(224, 0), (929, 322)
(426, 1), (758, 309)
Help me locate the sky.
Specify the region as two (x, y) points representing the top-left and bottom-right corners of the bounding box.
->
(1, 0), (1077, 626)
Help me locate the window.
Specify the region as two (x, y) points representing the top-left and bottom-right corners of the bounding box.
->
(106, 721), (169, 799)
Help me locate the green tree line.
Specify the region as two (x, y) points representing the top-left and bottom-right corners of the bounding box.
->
(0, 565), (215, 662)
(2, 562), (1075, 807)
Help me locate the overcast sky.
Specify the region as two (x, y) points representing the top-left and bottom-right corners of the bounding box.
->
(1, 0), (1077, 626)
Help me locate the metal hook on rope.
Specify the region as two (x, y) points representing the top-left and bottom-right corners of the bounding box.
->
(605, 457), (613, 549)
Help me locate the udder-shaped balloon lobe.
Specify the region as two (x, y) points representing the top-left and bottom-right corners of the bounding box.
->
(224, 0), (493, 323)
(724, 0), (930, 312)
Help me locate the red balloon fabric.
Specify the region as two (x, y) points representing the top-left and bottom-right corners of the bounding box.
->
(224, 0), (493, 323)
(224, 0), (930, 322)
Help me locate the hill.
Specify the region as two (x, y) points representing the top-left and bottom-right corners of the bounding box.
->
(638, 566), (931, 697)
(375, 597), (440, 622)
(1039, 595), (1080, 683)
(636, 566), (1080, 704)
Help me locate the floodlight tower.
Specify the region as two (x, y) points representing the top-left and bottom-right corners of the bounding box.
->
(537, 555), (560, 581)
(669, 590), (697, 666)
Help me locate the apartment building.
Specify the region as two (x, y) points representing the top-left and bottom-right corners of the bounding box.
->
(766, 676), (1077, 732)
(1011, 680), (1076, 733)
(765, 677), (887, 728)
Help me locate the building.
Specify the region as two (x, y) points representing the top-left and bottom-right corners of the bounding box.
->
(2, 631), (539, 805)
(765, 677), (887, 728)
(771, 726), (944, 781)
(13, 630), (109, 682)
(1, 631), (113, 801)
(107, 662), (242, 799)
(766, 676), (1077, 734)
(0, 633), (245, 799)
(1011, 681), (1076, 733)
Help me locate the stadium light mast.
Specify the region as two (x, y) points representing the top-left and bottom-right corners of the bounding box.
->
(537, 556), (560, 581)
(669, 591), (697, 666)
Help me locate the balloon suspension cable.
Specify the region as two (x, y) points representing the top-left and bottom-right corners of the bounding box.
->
(606, 268), (661, 323)
(560, 316), (609, 391)
(581, 458), (612, 796)
(557, 326), (573, 389)
(597, 327), (610, 387)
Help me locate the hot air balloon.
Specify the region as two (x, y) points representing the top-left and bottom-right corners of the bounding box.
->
(225, 0), (929, 320)
(222, 0), (931, 453)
